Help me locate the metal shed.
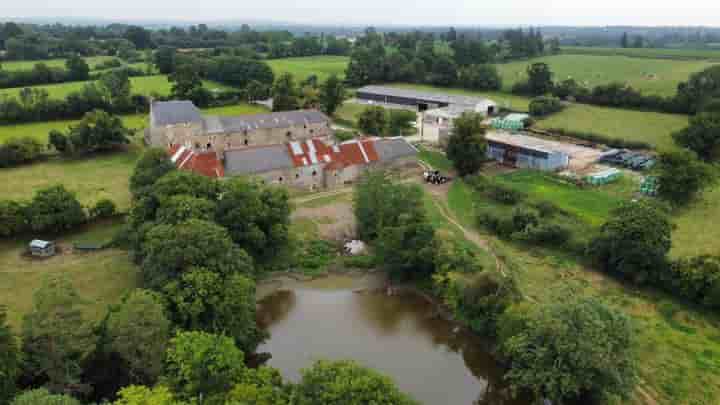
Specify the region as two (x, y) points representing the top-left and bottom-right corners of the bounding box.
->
(29, 240), (56, 257)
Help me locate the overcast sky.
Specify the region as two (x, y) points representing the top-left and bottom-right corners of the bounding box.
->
(5, 0), (720, 26)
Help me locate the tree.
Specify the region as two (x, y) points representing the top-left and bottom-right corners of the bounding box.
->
(207, 57), (274, 89)
(0, 137), (44, 167)
(632, 35), (644, 48)
(106, 289), (170, 385)
(620, 32), (629, 48)
(357, 106), (387, 136)
(675, 66), (720, 114)
(215, 178), (290, 260)
(529, 96), (564, 117)
(589, 201), (672, 284)
(113, 385), (185, 405)
(89, 198), (116, 219)
(673, 112), (720, 161)
(48, 130), (70, 154)
(446, 112), (487, 176)
(10, 389), (81, 405)
(129, 148), (175, 198)
(526, 63), (554, 95)
(500, 296), (637, 403)
(21, 275), (94, 395)
(27, 185), (86, 233)
(0, 200), (28, 237)
(169, 64), (210, 107)
(656, 150), (715, 206)
(226, 366), (290, 405)
(163, 269), (267, 354)
(0, 307), (20, 404)
(99, 70), (132, 109)
(386, 110), (417, 137)
(271, 73), (300, 112)
(246, 80), (270, 102)
(141, 219), (254, 288)
(156, 195), (215, 225)
(549, 37), (561, 54)
(65, 55), (89, 82)
(375, 207), (436, 278)
(429, 55), (458, 87)
(153, 46), (176, 75)
(295, 360), (418, 405)
(318, 74), (346, 116)
(164, 331), (245, 401)
(63, 110), (132, 154)
(459, 64), (502, 91)
(124, 26), (152, 49)
(152, 170), (220, 202)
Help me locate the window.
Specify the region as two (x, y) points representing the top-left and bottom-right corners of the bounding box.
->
(195, 142), (200, 148)
(295, 173), (300, 179)
(286, 131), (292, 137)
(312, 170), (317, 177)
(310, 129), (314, 134)
(278, 177), (284, 183)
(206, 143), (212, 150)
(244, 139), (249, 146)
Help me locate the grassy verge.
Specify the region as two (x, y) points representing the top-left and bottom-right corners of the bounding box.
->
(417, 145), (454, 173)
(0, 219), (139, 329)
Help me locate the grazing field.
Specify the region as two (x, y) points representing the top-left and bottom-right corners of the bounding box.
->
(498, 54), (715, 96)
(445, 179), (720, 405)
(267, 56), (349, 82)
(0, 74), (238, 99)
(671, 184), (720, 258)
(0, 103), (268, 211)
(0, 56), (119, 72)
(535, 103), (689, 151)
(562, 46), (720, 61)
(0, 219), (139, 329)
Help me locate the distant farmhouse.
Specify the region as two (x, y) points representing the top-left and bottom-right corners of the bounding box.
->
(145, 100), (333, 153)
(147, 100), (418, 190)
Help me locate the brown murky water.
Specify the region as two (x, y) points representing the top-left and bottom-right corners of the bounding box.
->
(257, 274), (528, 405)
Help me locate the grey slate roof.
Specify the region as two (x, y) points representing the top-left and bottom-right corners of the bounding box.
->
(151, 101), (202, 127)
(223, 145), (294, 176)
(357, 85), (494, 107)
(203, 110), (330, 135)
(374, 138), (418, 162)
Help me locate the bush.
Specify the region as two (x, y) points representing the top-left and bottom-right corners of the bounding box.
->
(662, 255), (720, 309)
(294, 239), (336, 275)
(516, 222), (572, 246)
(27, 185), (87, 233)
(0, 137), (45, 167)
(0, 200), (29, 237)
(89, 199), (117, 219)
(529, 96), (564, 117)
(485, 183), (526, 205)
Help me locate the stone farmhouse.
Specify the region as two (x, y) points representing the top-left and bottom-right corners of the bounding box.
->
(168, 137), (418, 191)
(145, 100), (333, 153)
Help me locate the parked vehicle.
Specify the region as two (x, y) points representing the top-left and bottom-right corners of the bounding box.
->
(423, 170), (451, 185)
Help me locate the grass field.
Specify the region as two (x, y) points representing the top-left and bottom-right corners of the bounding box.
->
(267, 56), (349, 82)
(0, 219), (139, 329)
(671, 184), (720, 258)
(497, 54), (715, 97)
(562, 46), (720, 61)
(0, 103), (268, 211)
(1, 56), (119, 72)
(445, 179), (720, 405)
(0, 75), (238, 99)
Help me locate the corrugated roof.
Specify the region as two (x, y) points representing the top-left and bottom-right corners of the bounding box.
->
(357, 85), (495, 107)
(224, 145), (295, 176)
(168, 145), (224, 178)
(374, 138), (418, 162)
(151, 101), (202, 127)
(202, 110), (330, 134)
(30, 240), (52, 249)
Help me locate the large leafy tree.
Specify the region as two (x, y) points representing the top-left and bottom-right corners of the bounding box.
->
(153, 46), (176, 75)
(164, 331), (245, 401)
(156, 195), (216, 225)
(459, 64), (502, 91)
(129, 148), (176, 198)
(207, 57), (274, 89)
(99, 70), (132, 109)
(675, 65), (720, 114)
(27, 185), (86, 233)
(500, 297), (637, 404)
(10, 389), (81, 405)
(21, 275), (95, 395)
(656, 150), (715, 206)
(226, 366), (290, 405)
(169, 64), (210, 107)
(153, 170), (220, 203)
(589, 201), (672, 284)
(141, 219), (254, 288)
(295, 360), (418, 405)
(318, 74), (346, 116)
(123, 26), (152, 49)
(215, 178), (290, 260)
(271, 73), (300, 112)
(65, 55), (89, 82)
(526, 62), (554, 95)
(163, 269), (267, 354)
(63, 110), (133, 154)
(673, 112), (720, 161)
(357, 106), (387, 136)
(106, 289), (170, 385)
(446, 112), (487, 176)
(113, 385), (185, 405)
(387, 110), (416, 137)
(0, 307), (20, 404)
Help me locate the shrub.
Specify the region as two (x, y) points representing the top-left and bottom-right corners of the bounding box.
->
(529, 96), (564, 117)
(89, 199), (117, 219)
(662, 255), (720, 309)
(27, 185), (87, 233)
(0, 137), (44, 167)
(0, 200), (29, 237)
(516, 222), (572, 246)
(485, 183), (526, 205)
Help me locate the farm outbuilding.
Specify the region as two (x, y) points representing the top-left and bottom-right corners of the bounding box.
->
(356, 85), (497, 115)
(486, 132), (570, 171)
(29, 240), (56, 257)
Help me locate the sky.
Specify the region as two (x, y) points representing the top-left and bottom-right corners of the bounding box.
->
(5, 0), (720, 27)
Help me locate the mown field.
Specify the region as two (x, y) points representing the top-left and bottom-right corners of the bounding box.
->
(267, 55), (349, 82)
(0, 74), (237, 99)
(442, 176), (720, 405)
(497, 54), (716, 97)
(562, 46), (720, 61)
(0, 103), (268, 211)
(0, 56), (119, 72)
(0, 219), (139, 329)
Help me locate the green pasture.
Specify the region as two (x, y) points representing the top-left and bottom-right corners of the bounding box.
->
(0, 56), (118, 72)
(562, 46), (720, 61)
(267, 56), (349, 82)
(498, 54), (715, 96)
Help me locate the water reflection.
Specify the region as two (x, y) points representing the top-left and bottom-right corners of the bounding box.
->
(257, 280), (528, 405)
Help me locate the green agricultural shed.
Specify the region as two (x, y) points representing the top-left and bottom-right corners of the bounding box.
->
(490, 113), (529, 131)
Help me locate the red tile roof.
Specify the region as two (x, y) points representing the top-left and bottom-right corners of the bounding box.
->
(168, 145), (224, 178)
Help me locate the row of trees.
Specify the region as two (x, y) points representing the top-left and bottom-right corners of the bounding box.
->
(0, 55), (89, 89)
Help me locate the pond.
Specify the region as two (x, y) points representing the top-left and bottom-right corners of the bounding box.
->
(257, 274), (528, 405)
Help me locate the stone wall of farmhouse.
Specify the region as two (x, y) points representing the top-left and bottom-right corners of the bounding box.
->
(235, 164), (326, 191)
(149, 121), (332, 152)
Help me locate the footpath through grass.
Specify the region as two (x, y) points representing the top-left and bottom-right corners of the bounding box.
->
(498, 54), (714, 97)
(0, 219), (139, 329)
(445, 178), (720, 405)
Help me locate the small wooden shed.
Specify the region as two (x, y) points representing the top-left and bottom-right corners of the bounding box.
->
(29, 240), (56, 257)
